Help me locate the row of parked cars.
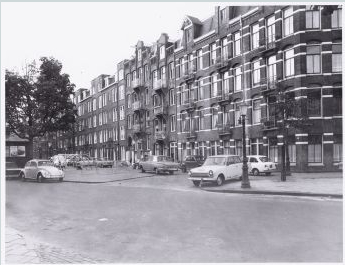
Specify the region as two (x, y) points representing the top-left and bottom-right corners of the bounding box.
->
(133, 154), (277, 186)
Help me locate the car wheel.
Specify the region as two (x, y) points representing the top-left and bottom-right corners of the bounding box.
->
(216, 175), (224, 186)
(252, 169), (260, 176)
(20, 172), (26, 182)
(265, 172), (271, 176)
(192, 180), (200, 187)
(141, 167), (145, 173)
(37, 174), (43, 183)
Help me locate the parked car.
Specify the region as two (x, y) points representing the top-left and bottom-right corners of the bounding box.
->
(76, 157), (94, 169)
(95, 158), (114, 168)
(247, 155), (277, 176)
(141, 155), (179, 174)
(19, 159), (64, 182)
(6, 161), (22, 179)
(52, 155), (67, 168)
(188, 155), (242, 186)
(180, 155), (205, 173)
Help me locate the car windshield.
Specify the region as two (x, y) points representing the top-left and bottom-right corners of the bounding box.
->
(259, 157), (271, 162)
(38, 161), (53, 166)
(203, 157), (227, 166)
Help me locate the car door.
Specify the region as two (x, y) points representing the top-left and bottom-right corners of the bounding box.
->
(226, 157), (237, 179)
(24, 161), (32, 178)
(234, 156), (242, 177)
(248, 157), (258, 172)
(30, 161), (38, 179)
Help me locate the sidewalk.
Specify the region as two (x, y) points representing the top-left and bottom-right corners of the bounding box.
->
(202, 172), (343, 198)
(5, 227), (104, 263)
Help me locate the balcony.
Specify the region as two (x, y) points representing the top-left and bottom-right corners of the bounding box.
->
(217, 91), (231, 105)
(216, 54), (230, 72)
(155, 130), (167, 141)
(153, 105), (168, 117)
(182, 67), (196, 83)
(131, 78), (144, 89)
(186, 130), (197, 140)
(259, 35), (278, 56)
(261, 77), (277, 93)
(133, 101), (145, 112)
(217, 123), (232, 137)
(261, 116), (278, 130)
(182, 98), (197, 112)
(153, 78), (167, 91)
(133, 123), (145, 134)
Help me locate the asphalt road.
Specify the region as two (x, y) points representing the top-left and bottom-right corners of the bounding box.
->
(6, 178), (343, 263)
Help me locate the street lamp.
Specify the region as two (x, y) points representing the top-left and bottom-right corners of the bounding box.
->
(238, 102), (250, 188)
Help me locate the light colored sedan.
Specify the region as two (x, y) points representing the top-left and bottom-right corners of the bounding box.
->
(247, 155), (277, 176)
(20, 159), (64, 183)
(95, 158), (114, 168)
(141, 155), (179, 174)
(188, 155), (242, 186)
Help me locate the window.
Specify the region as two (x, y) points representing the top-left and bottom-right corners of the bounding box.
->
(332, 43), (342, 72)
(196, 49), (203, 70)
(252, 99), (261, 124)
(127, 115), (132, 129)
(170, 115), (176, 132)
(234, 32), (241, 56)
(138, 49), (142, 61)
(211, 105), (219, 129)
(306, 45), (321, 73)
(169, 89), (175, 105)
(197, 80), (204, 100)
(168, 62), (174, 79)
(94, 132), (97, 144)
(283, 7), (294, 37)
(284, 48), (295, 77)
(93, 115), (97, 127)
(120, 126), (125, 140)
(211, 74), (218, 97)
(288, 144), (296, 163)
(220, 8), (227, 23)
(160, 45), (165, 59)
(113, 108), (117, 122)
(188, 54), (194, 73)
(146, 111), (150, 127)
(210, 43), (217, 65)
(334, 89), (342, 115)
(98, 96), (102, 109)
(160, 66), (166, 81)
(145, 88), (149, 105)
(126, 74), (131, 87)
(252, 60), (261, 86)
(152, 70), (158, 82)
(98, 113), (102, 126)
(118, 69), (124, 81)
(251, 23), (260, 49)
(267, 55), (277, 81)
(236, 140), (242, 157)
(222, 72), (230, 94)
(333, 135), (342, 163)
(269, 138), (278, 163)
(331, 8), (342, 28)
(235, 102), (241, 126)
(234, 66), (242, 91)
(307, 90), (321, 116)
(221, 38), (228, 60)
(185, 28), (192, 43)
(144, 65), (149, 81)
(308, 135), (322, 163)
(251, 138), (263, 155)
(120, 105), (125, 120)
(127, 94), (131, 108)
(199, 108), (205, 130)
(305, 9), (320, 29)
(266, 15), (276, 43)
(119, 85), (125, 100)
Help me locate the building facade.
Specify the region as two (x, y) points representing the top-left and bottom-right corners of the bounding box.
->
(63, 5), (342, 172)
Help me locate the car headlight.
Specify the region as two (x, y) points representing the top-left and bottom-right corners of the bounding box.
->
(209, 170), (213, 177)
(41, 170), (51, 177)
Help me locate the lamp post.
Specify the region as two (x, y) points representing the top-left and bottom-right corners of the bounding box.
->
(239, 102), (250, 188)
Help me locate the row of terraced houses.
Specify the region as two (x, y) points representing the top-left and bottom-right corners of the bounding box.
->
(45, 5), (342, 172)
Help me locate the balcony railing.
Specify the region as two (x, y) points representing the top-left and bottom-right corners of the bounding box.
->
(153, 78), (167, 90)
(216, 53), (230, 69)
(217, 91), (231, 104)
(133, 101), (144, 111)
(261, 77), (277, 91)
(259, 35), (277, 52)
(153, 105), (167, 116)
(186, 130), (197, 140)
(261, 116), (277, 129)
(155, 130), (167, 141)
(217, 123), (232, 136)
(182, 67), (196, 81)
(131, 78), (144, 89)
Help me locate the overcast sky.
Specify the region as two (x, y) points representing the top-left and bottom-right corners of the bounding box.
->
(2, 2), (224, 89)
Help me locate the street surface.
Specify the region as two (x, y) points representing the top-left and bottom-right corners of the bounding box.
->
(6, 169), (343, 263)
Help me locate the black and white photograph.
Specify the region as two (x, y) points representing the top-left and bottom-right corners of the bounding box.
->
(1, 2), (343, 263)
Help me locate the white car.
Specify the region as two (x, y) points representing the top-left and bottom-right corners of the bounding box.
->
(247, 155), (277, 176)
(20, 159), (64, 182)
(188, 155), (242, 186)
(52, 155), (67, 168)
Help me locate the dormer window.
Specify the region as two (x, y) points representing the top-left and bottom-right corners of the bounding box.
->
(220, 8), (227, 23)
(160, 45), (165, 59)
(138, 49), (142, 61)
(185, 28), (192, 43)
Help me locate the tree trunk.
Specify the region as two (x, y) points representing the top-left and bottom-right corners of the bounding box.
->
(28, 138), (34, 160)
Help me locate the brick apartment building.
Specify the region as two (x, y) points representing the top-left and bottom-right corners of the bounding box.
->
(57, 5), (342, 172)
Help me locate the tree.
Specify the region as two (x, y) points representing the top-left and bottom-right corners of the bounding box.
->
(6, 57), (77, 159)
(273, 83), (311, 181)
